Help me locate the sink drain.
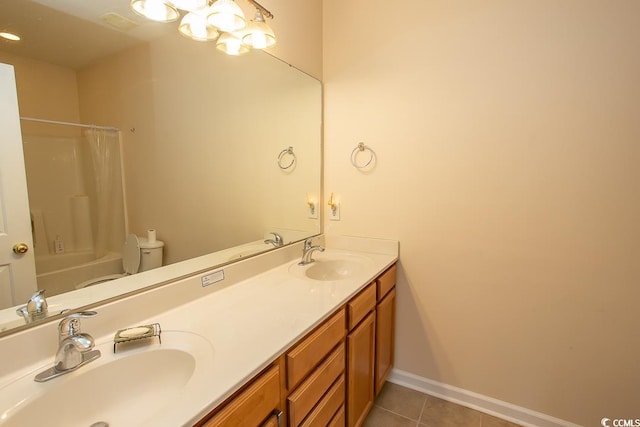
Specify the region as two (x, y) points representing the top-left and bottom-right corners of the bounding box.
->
(90, 423), (109, 427)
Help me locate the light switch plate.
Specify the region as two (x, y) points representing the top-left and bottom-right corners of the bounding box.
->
(308, 202), (319, 219)
(328, 203), (340, 221)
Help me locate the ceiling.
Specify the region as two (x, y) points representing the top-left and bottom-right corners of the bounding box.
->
(0, 0), (173, 69)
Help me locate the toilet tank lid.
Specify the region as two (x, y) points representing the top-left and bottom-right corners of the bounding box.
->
(138, 237), (165, 249)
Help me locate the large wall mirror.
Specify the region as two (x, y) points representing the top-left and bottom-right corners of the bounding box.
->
(0, 0), (321, 335)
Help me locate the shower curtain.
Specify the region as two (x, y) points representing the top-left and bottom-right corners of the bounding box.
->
(84, 128), (120, 258)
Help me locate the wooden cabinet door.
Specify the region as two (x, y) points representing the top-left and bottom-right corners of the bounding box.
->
(346, 312), (375, 427)
(375, 288), (396, 396)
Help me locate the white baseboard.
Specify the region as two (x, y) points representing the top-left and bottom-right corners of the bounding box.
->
(387, 369), (583, 427)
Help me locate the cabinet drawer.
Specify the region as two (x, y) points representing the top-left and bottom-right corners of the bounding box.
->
(261, 411), (281, 427)
(347, 283), (376, 331)
(376, 264), (396, 301)
(287, 308), (346, 390)
(288, 343), (345, 427)
(202, 365), (280, 427)
(300, 375), (345, 427)
(328, 405), (345, 427)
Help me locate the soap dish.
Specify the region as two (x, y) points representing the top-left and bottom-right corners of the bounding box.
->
(113, 323), (161, 353)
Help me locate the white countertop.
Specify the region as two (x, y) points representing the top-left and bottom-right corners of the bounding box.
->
(0, 235), (398, 427)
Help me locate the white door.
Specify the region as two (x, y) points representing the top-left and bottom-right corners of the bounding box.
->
(0, 63), (37, 309)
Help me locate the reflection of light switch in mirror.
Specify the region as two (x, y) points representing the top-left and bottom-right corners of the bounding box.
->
(328, 193), (340, 221)
(307, 198), (319, 219)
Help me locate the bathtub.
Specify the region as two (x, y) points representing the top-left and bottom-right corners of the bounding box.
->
(35, 252), (123, 296)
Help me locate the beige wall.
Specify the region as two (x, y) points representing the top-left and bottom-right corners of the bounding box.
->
(77, 24), (322, 264)
(323, 1), (640, 425)
(259, 0), (323, 80)
(0, 51), (80, 136)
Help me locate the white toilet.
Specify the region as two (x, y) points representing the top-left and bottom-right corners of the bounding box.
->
(75, 233), (164, 289)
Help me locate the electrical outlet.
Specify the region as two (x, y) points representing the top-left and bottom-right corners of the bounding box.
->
(328, 202), (340, 221)
(308, 201), (319, 219)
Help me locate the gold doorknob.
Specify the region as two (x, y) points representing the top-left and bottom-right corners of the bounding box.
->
(13, 243), (29, 254)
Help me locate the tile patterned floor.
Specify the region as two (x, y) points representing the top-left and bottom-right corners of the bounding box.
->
(364, 383), (522, 427)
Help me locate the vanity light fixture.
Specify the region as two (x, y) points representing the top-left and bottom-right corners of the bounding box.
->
(0, 31), (21, 41)
(168, 0), (208, 11)
(207, 0), (246, 32)
(216, 32), (250, 55)
(242, 9), (276, 49)
(130, 0), (179, 22)
(179, 9), (219, 41)
(130, 0), (276, 55)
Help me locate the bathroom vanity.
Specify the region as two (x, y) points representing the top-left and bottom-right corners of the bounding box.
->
(0, 235), (398, 427)
(197, 264), (397, 427)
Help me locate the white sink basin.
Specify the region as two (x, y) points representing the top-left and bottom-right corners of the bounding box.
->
(289, 251), (375, 281)
(0, 331), (214, 427)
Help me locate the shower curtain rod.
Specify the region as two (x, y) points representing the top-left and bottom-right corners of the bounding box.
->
(20, 116), (119, 132)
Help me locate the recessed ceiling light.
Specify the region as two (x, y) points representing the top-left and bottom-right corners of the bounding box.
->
(0, 32), (21, 41)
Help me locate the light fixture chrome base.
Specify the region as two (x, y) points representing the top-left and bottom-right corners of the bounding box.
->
(245, 0), (273, 18)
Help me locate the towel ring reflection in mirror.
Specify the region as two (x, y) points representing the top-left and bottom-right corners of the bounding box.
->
(351, 142), (375, 169)
(278, 146), (296, 170)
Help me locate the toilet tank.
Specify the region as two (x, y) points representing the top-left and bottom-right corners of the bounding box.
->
(138, 238), (164, 272)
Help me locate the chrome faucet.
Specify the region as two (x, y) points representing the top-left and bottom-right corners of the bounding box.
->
(264, 232), (284, 247)
(16, 289), (48, 323)
(34, 311), (101, 382)
(298, 238), (325, 265)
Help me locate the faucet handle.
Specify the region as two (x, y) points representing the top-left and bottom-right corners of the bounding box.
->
(58, 311), (97, 341)
(16, 289), (49, 322)
(304, 238), (313, 250)
(269, 232), (283, 244)
(264, 232), (284, 247)
(27, 289), (48, 316)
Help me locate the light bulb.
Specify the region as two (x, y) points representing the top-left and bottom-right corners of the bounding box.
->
(216, 33), (249, 55)
(168, 0), (207, 12)
(130, 0), (179, 22)
(207, 0), (246, 32)
(179, 10), (219, 41)
(241, 10), (276, 49)
(251, 32), (267, 49)
(0, 32), (21, 41)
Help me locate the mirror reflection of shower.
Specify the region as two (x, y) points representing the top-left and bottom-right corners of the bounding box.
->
(20, 118), (126, 297)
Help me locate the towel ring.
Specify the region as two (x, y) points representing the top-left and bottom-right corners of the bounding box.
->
(351, 142), (375, 169)
(278, 146), (296, 170)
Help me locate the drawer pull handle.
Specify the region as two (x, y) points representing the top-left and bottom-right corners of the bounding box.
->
(273, 409), (283, 427)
